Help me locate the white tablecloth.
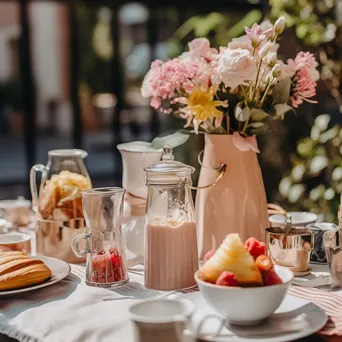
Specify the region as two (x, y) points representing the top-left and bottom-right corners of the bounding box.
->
(0, 264), (192, 342)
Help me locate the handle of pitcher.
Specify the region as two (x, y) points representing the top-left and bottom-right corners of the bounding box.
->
(71, 234), (91, 257)
(30, 164), (47, 213)
(187, 150), (226, 190)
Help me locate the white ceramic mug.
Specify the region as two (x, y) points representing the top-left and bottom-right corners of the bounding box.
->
(129, 298), (224, 342)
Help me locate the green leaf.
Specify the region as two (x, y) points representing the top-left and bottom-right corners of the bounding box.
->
(235, 104), (251, 122)
(226, 10), (262, 38)
(296, 23), (309, 39)
(249, 123), (270, 135)
(272, 78), (291, 105)
(250, 108), (270, 121)
(273, 103), (293, 117)
(151, 130), (190, 149)
(249, 122), (265, 128)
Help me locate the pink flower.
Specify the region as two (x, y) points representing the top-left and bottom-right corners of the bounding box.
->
(289, 52), (319, 107)
(228, 36), (253, 53)
(232, 132), (260, 153)
(141, 56), (213, 112)
(216, 48), (258, 89)
(188, 38), (218, 61)
(245, 23), (273, 48)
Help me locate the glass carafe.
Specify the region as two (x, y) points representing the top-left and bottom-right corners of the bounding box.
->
(72, 187), (129, 287)
(30, 149), (92, 222)
(144, 145), (198, 290)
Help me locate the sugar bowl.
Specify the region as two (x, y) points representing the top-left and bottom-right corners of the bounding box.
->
(266, 225), (314, 275)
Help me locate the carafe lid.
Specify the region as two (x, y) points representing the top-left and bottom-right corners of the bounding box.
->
(144, 145), (195, 184)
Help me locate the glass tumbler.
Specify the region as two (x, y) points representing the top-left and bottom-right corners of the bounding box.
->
(72, 187), (129, 287)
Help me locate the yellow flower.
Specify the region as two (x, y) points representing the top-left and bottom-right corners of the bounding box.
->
(187, 87), (224, 122)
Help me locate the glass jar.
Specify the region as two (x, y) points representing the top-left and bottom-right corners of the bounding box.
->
(144, 145), (198, 290)
(30, 149), (92, 221)
(30, 149), (92, 263)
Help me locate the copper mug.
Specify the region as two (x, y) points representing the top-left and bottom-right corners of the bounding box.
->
(266, 227), (314, 273)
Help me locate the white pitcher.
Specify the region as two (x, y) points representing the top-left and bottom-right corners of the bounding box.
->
(117, 141), (162, 263)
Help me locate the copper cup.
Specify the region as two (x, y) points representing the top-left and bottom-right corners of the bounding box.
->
(266, 227), (314, 273)
(35, 218), (86, 263)
(0, 232), (32, 255)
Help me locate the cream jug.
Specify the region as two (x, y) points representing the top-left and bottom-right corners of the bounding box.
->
(117, 142), (162, 262)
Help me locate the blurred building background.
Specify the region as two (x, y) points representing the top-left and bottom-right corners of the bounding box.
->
(0, 0), (341, 222)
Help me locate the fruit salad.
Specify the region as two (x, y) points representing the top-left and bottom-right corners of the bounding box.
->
(201, 234), (283, 287)
(91, 248), (127, 284)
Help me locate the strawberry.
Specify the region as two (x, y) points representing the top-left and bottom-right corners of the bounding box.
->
(262, 270), (283, 286)
(245, 237), (266, 260)
(216, 271), (239, 287)
(203, 249), (215, 262)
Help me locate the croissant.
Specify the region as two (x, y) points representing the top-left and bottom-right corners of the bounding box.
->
(200, 233), (262, 285)
(0, 252), (52, 291)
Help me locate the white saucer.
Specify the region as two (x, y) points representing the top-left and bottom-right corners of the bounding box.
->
(293, 266), (312, 277)
(0, 256), (71, 296)
(182, 292), (327, 342)
(269, 212), (317, 226)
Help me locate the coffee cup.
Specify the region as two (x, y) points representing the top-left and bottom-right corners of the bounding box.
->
(129, 298), (195, 342)
(306, 222), (336, 264)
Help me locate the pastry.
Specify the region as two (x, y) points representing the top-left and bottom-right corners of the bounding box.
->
(200, 233), (262, 285)
(38, 170), (91, 220)
(0, 252), (52, 291)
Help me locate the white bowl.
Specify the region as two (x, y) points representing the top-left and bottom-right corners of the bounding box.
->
(269, 212), (317, 226)
(195, 266), (293, 326)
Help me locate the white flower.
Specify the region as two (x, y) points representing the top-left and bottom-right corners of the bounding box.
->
(274, 16), (286, 35)
(272, 64), (282, 77)
(266, 52), (278, 66)
(258, 42), (274, 59)
(216, 48), (258, 89)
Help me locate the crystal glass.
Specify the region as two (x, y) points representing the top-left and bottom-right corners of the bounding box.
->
(72, 187), (129, 287)
(144, 145), (198, 290)
(323, 228), (342, 288)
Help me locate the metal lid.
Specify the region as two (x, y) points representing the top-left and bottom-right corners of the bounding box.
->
(144, 145), (195, 184)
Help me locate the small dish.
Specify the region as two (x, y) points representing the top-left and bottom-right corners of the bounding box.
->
(195, 266), (293, 326)
(0, 232), (32, 255)
(269, 212), (317, 227)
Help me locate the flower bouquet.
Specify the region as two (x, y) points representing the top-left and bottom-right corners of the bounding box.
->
(141, 17), (320, 257)
(142, 16), (319, 151)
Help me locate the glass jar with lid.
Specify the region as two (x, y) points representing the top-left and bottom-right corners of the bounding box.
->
(144, 145), (198, 290)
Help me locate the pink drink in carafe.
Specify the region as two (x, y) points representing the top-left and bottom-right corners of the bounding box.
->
(144, 145), (198, 290)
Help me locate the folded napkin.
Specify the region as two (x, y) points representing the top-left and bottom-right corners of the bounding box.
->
(0, 264), (196, 342)
(289, 286), (342, 336)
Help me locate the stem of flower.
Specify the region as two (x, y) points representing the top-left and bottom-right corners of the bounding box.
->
(260, 80), (273, 106)
(243, 118), (249, 132)
(252, 59), (263, 102)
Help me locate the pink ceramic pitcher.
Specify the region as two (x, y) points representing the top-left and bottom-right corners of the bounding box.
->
(196, 134), (269, 259)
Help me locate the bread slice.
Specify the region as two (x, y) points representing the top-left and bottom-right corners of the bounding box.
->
(0, 252), (52, 291)
(200, 234), (262, 285)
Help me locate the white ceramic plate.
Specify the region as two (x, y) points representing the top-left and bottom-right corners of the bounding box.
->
(183, 292), (327, 342)
(0, 256), (71, 296)
(269, 212), (317, 226)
